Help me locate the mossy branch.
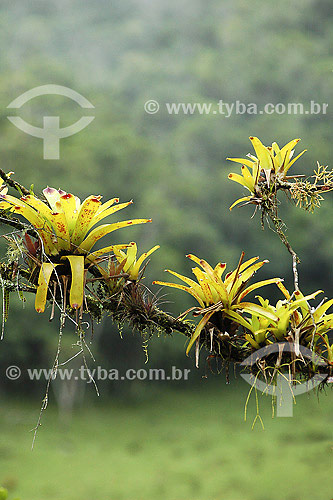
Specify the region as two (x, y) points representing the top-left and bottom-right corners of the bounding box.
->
(85, 294), (195, 338)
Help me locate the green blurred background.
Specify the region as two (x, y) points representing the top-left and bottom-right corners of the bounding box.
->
(0, 0), (332, 499)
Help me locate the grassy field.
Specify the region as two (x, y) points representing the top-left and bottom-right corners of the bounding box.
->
(0, 382), (332, 500)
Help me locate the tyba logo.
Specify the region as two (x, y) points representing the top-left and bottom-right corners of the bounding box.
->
(7, 84), (95, 159)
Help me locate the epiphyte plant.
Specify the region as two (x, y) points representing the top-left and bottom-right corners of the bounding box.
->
(0, 185), (151, 313)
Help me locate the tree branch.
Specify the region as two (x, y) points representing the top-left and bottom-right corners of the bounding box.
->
(0, 211), (38, 238)
(0, 169), (30, 196)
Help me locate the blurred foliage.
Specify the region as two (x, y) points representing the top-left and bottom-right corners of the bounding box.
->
(0, 0), (332, 396)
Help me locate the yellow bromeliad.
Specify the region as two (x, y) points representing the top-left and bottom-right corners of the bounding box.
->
(113, 242), (160, 281)
(0, 187), (151, 313)
(244, 282), (329, 348)
(268, 282), (331, 342)
(227, 136), (306, 210)
(153, 252), (281, 354)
